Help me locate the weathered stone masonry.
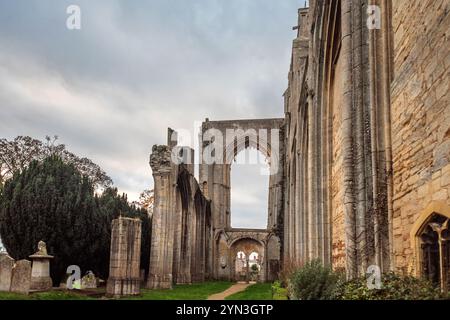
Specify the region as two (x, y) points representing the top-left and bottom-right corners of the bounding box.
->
(147, 133), (212, 289)
(147, 0), (449, 287)
(148, 121), (284, 288)
(107, 217), (142, 296)
(199, 119), (284, 283)
(284, 0), (450, 283)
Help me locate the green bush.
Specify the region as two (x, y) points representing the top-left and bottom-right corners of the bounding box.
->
(271, 281), (288, 300)
(0, 156), (151, 284)
(288, 260), (343, 300)
(335, 272), (443, 300)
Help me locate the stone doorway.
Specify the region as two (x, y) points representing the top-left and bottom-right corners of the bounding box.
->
(234, 251), (261, 282)
(230, 238), (264, 283)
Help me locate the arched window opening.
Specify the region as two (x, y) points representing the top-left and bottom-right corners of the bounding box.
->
(230, 148), (270, 229)
(419, 213), (450, 291)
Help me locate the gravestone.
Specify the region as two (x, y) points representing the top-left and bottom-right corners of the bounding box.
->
(0, 254), (14, 292)
(81, 271), (97, 289)
(10, 260), (31, 294)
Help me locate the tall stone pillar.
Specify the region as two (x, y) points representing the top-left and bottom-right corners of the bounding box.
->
(107, 217), (142, 297)
(147, 145), (176, 289)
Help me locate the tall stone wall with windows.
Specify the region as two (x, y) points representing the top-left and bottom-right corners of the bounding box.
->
(390, 0), (450, 275)
(284, 1), (393, 277)
(146, 1), (449, 286)
(283, 0), (449, 281)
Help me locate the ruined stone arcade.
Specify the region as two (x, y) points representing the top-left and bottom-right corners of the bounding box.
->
(143, 0), (450, 290)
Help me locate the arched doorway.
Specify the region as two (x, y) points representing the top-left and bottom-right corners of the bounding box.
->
(230, 238), (264, 283)
(199, 118), (285, 280)
(248, 252), (261, 282)
(234, 251), (247, 281)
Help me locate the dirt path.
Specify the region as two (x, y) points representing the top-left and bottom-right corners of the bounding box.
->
(207, 282), (251, 300)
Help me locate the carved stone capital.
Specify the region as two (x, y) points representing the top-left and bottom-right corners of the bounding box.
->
(149, 145), (172, 175)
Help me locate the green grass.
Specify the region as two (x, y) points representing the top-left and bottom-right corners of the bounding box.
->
(31, 291), (95, 300)
(0, 292), (31, 300)
(1, 282), (273, 300)
(0, 291), (94, 300)
(124, 281), (233, 300)
(225, 283), (273, 300)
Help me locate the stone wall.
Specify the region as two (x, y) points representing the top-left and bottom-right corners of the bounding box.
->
(391, 0), (450, 274)
(146, 1), (449, 283)
(148, 132), (212, 289)
(284, 0), (396, 277)
(199, 118), (284, 279)
(330, 39), (346, 270)
(282, 0), (449, 279)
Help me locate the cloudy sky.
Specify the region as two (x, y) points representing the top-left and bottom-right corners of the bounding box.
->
(0, 0), (304, 228)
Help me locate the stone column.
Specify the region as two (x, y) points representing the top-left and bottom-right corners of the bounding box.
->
(107, 217), (142, 297)
(29, 241), (53, 291)
(147, 145), (176, 289)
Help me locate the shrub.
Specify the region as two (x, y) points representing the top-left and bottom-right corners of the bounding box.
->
(288, 260), (343, 300)
(334, 272), (443, 300)
(0, 156), (151, 284)
(0, 157), (105, 284)
(272, 281), (288, 300)
(279, 258), (304, 288)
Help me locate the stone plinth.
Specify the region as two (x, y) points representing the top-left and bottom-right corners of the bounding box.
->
(107, 217), (142, 297)
(29, 241), (54, 291)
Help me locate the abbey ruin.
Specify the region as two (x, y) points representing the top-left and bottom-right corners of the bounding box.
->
(146, 0), (450, 289)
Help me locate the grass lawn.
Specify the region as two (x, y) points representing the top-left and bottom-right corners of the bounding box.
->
(124, 281), (233, 300)
(0, 291), (95, 300)
(225, 283), (273, 300)
(1, 281), (276, 300)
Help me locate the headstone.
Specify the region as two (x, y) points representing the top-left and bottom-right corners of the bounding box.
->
(10, 260), (31, 294)
(0, 254), (14, 292)
(81, 271), (97, 289)
(29, 240), (54, 291)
